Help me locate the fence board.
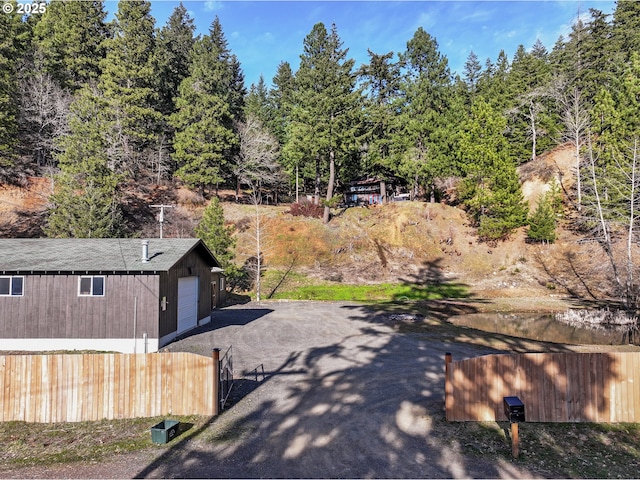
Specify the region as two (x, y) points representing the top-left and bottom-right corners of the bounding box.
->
(446, 352), (640, 423)
(0, 352), (217, 423)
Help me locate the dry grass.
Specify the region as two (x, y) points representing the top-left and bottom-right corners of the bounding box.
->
(0, 415), (208, 468)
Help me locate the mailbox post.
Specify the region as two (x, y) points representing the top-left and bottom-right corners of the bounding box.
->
(503, 396), (525, 458)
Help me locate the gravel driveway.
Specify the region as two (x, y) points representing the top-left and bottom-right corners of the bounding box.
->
(141, 301), (537, 479)
(4, 301), (541, 479)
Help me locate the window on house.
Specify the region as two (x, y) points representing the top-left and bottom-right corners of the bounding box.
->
(0, 276), (24, 296)
(220, 277), (225, 291)
(78, 276), (105, 296)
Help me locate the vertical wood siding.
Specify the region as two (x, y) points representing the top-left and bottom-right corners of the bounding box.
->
(159, 250), (213, 338)
(0, 353), (217, 422)
(445, 352), (640, 422)
(0, 274), (160, 339)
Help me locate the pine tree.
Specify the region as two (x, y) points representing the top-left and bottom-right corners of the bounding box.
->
(527, 190), (557, 243)
(358, 49), (401, 179)
(45, 85), (124, 238)
(477, 50), (511, 113)
(462, 50), (482, 94)
(0, 2), (29, 175)
(99, 0), (161, 178)
(171, 17), (239, 194)
(209, 17), (246, 121)
(612, 1), (640, 65)
(195, 197), (236, 270)
(395, 27), (454, 201)
(458, 99), (528, 240)
(152, 2), (195, 117)
(268, 61), (297, 193)
(32, 0), (108, 91)
(574, 9), (614, 102)
(245, 75), (271, 127)
(287, 22), (361, 223)
(268, 62), (294, 140)
(45, 173), (123, 238)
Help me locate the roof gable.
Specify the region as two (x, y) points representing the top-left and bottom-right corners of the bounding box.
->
(0, 238), (220, 274)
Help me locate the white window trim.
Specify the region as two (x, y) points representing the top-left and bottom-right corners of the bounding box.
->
(78, 275), (105, 297)
(0, 275), (24, 297)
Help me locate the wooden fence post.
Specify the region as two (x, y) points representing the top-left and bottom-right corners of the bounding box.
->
(212, 348), (220, 416)
(445, 353), (452, 420)
(511, 422), (520, 458)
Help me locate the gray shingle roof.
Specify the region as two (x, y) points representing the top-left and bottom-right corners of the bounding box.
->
(0, 238), (219, 273)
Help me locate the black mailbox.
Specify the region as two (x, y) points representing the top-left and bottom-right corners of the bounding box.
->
(503, 396), (525, 423)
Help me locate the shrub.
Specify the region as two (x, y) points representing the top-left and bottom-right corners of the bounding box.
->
(289, 200), (324, 218)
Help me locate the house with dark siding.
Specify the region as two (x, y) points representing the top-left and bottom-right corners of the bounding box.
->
(0, 238), (224, 353)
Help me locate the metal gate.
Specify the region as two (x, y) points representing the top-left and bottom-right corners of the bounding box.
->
(219, 346), (234, 410)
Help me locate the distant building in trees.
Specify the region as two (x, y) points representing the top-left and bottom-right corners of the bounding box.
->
(344, 176), (406, 206)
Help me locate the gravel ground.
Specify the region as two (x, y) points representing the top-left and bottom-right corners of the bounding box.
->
(1, 301), (542, 479)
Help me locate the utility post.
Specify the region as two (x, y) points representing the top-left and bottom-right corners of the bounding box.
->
(150, 204), (175, 238)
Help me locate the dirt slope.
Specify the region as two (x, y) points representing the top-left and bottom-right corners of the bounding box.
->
(0, 145), (607, 300)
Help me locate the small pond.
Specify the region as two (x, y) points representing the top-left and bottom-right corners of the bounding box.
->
(447, 312), (628, 345)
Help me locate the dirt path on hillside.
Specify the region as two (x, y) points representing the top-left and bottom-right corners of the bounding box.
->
(0, 301), (551, 479)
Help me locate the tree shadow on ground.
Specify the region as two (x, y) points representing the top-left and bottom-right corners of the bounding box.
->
(393, 258), (473, 302)
(161, 306), (274, 354)
(133, 299), (621, 479)
(532, 246), (624, 310)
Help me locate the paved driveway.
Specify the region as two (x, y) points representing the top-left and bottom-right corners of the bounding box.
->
(139, 301), (536, 479)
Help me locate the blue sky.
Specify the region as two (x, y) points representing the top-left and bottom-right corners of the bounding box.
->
(106, 1), (617, 88)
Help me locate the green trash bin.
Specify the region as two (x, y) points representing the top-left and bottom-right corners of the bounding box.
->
(151, 419), (180, 444)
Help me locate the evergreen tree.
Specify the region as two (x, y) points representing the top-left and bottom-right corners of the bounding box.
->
(99, 0), (161, 177)
(195, 197), (236, 271)
(575, 9), (614, 102)
(171, 17), (239, 194)
(527, 180), (562, 243)
(458, 99), (528, 240)
(395, 27), (454, 201)
(209, 17), (246, 121)
(477, 50), (510, 111)
(245, 75), (271, 127)
(358, 49), (401, 179)
(612, 1), (640, 65)
(462, 50), (482, 94)
(527, 191), (557, 243)
(152, 3), (195, 117)
(268, 61), (297, 194)
(0, 2), (28, 175)
(45, 173), (123, 238)
(268, 61), (295, 146)
(287, 22), (361, 222)
(32, 0), (108, 91)
(46, 86), (123, 238)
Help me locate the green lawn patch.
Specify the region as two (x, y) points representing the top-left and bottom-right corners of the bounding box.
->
(265, 281), (469, 301)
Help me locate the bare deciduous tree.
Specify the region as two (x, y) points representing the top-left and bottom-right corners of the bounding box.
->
(234, 115), (284, 301)
(583, 133), (640, 311)
(557, 83), (590, 211)
(18, 60), (71, 172)
(508, 86), (551, 162)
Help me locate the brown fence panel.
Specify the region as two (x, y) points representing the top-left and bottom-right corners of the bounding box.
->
(445, 352), (640, 423)
(0, 353), (216, 423)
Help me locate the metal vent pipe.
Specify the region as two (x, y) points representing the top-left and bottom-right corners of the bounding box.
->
(142, 239), (149, 262)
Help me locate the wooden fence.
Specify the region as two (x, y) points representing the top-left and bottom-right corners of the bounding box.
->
(445, 352), (640, 422)
(0, 352), (218, 423)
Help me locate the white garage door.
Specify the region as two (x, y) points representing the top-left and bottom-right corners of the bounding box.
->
(177, 276), (199, 334)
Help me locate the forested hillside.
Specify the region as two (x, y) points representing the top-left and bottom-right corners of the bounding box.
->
(1, 1), (640, 304)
